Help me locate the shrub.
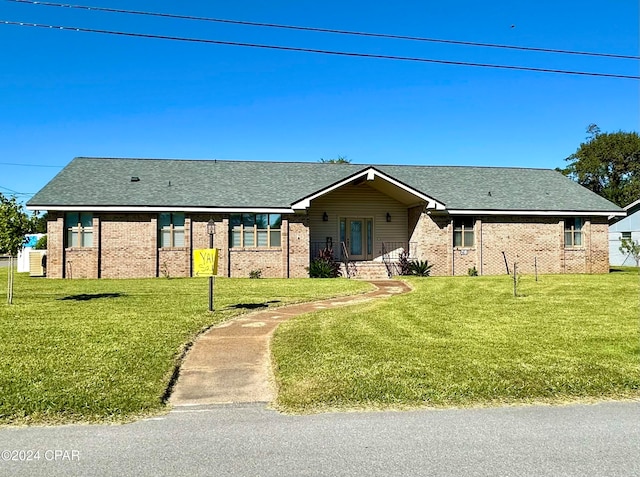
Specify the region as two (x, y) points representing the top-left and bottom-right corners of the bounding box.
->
(409, 260), (433, 277)
(468, 266), (478, 276)
(398, 249), (412, 276)
(249, 269), (262, 279)
(309, 248), (342, 278)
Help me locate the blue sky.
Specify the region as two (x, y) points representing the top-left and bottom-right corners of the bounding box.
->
(1, 0), (638, 205)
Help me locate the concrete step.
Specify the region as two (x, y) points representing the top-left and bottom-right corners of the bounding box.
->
(340, 261), (393, 280)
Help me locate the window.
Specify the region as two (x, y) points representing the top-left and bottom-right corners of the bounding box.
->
(230, 213), (281, 248)
(621, 232), (632, 240)
(453, 217), (474, 248)
(564, 218), (584, 248)
(65, 212), (93, 247)
(159, 213), (185, 247)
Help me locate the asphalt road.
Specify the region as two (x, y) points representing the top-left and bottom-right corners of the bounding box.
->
(0, 401), (638, 477)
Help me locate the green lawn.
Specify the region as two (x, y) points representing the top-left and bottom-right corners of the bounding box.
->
(0, 270), (371, 425)
(273, 271), (640, 413)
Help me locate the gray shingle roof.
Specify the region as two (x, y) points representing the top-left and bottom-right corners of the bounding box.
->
(27, 157), (622, 213)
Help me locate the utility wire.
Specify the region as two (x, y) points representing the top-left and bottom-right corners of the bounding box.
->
(6, 0), (639, 61)
(0, 162), (63, 167)
(0, 185), (34, 196)
(2, 21), (639, 80)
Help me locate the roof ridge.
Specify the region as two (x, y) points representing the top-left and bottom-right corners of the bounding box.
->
(72, 157), (555, 172)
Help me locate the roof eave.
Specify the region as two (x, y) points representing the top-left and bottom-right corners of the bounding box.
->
(446, 209), (625, 217)
(25, 205), (296, 214)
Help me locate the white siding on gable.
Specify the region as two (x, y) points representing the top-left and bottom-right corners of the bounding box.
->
(308, 183), (409, 260)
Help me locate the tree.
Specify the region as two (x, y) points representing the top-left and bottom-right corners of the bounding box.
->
(561, 124), (640, 207)
(319, 155), (352, 164)
(31, 212), (49, 234)
(0, 194), (33, 304)
(619, 237), (640, 267)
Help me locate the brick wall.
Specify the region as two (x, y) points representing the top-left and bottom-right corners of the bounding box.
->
(409, 210), (451, 276)
(46, 213), (64, 278)
(100, 214), (157, 278)
(229, 249), (284, 278)
(409, 213), (609, 276)
(45, 211), (610, 279)
(287, 216), (310, 278)
(480, 216), (563, 275)
(588, 218), (610, 273)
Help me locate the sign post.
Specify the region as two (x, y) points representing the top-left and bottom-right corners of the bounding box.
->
(193, 220), (218, 312)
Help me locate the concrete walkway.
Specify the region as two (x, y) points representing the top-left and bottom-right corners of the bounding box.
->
(170, 280), (412, 406)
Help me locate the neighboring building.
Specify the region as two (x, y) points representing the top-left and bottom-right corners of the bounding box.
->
(609, 198), (640, 266)
(26, 157), (624, 279)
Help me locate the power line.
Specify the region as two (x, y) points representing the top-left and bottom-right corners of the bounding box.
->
(0, 185), (35, 196)
(6, 0), (639, 61)
(3, 20), (639, 80)
(0, 162), (63, 167)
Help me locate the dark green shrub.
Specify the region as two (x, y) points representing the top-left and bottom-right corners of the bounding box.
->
(309, 248), (342, 278)
(410, 259), (433, 277)
(249, 269), (262, 279)
(468, 266), (478, 276)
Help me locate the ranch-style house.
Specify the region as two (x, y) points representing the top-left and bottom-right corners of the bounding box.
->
(26, 157), (624, 279)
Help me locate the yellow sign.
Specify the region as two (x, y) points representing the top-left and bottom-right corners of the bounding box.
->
(193, 248), (219, 277)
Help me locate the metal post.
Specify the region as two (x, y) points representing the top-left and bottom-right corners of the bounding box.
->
(208, 229), (214, 312)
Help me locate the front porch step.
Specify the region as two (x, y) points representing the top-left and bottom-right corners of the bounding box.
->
(340, 261), (393, 280)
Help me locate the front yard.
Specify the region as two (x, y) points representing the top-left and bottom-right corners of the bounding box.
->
(1, 268), (638, 425)
(0, 271), (370, 425)
(273, 270), (640, 412)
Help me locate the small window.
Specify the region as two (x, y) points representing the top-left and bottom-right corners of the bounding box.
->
(65, 212), (93, 247)
(564, 218), (584, 248)
(159, 213), (185, 247)
(230, 213), (281, 248)
(621, 232), (632, 240)
(453, 217), (474, 248)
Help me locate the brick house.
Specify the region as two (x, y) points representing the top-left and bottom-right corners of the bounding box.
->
(27, 157), (624, 279)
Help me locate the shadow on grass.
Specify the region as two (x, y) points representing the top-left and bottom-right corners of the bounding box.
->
(59, 293), (125, 301)
(226, 300), (281, 310)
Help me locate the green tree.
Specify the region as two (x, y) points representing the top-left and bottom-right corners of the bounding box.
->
(319, 155), (351, 164)
(561, 124), (640, 207)
(619, 237), (640, 267)
(31, 212), (49, 234)
(0, 193), (33, 304)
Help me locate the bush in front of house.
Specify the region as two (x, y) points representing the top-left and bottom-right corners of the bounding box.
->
(309, 248), (342, 278)
(409, 259), (433, 277)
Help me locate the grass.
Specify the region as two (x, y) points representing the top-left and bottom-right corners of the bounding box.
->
(0, 270), (371, 425)
(273, 270), (640, 413)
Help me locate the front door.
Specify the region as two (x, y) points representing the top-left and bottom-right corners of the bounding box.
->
(341, 218), (372, 260)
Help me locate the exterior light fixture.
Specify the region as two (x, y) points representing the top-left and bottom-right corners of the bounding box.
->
(207, 219), (216, 238)
(322, 212), (328, 222)
(386, 212), (391, 222)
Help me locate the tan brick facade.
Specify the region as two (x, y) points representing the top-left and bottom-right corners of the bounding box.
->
(46, 213), (313, 279)
(46, 210), (609, 279)
(409, 214), (610, 276)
